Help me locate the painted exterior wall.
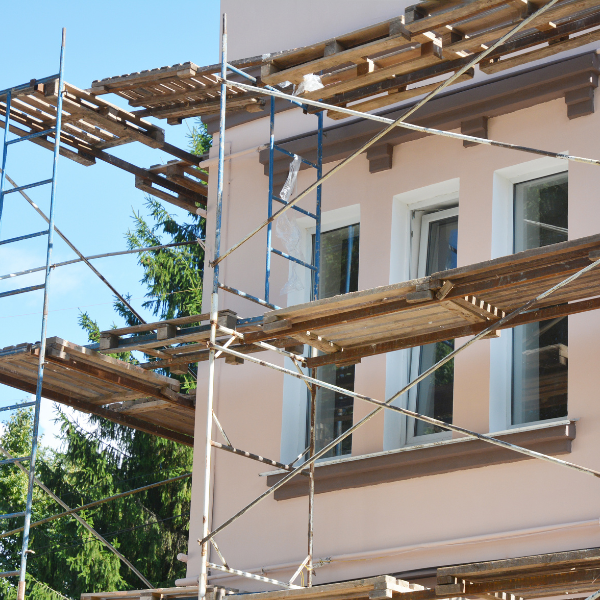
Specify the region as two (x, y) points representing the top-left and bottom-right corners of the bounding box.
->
(185, 1), (600, 592)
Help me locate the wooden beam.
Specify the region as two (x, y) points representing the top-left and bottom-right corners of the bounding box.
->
(326, 69), (474, 120)
(0, 371), (193, 446)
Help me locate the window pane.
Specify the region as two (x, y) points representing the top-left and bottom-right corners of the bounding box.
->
(316, 224), (360, 299)
(414, 215), (458, 437)
(512, 173), (568, 425)
(309, 224), (360, 457)
(514, 172), (568, 253)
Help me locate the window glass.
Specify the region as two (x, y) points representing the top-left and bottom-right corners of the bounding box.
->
(414, 216), (458, 437)
(512, 172), (568, 425)
(310, 224), (360, 458)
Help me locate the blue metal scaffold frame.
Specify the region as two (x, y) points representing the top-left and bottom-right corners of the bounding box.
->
(215, 62), (324, 313)
(0, 29), (66, 600)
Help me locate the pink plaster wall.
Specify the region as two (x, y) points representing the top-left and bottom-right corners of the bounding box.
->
(186, 13), (600, 589)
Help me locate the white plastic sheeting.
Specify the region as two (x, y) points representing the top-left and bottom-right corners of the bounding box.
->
(275, 155), (306, 295)
(294, 73), (324, 96)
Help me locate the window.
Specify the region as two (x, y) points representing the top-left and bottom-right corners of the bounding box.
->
(308, 224), (360, 458)
(511, 172), (568, 425)
(407, 208), (458, 443)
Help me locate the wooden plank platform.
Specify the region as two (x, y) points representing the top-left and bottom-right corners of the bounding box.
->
(133, 233), (600, 372)
(136, 159), (209, 212)
(89, 60), (266, 123)
(0, 337), (195, 446)
(258, 0), (600, 120)
(0, 79), (207, 213)
(5, 235), (600, 440)
(81, 585), (230, 600)
(436, 546), (600, 599)
(87, 2), (600, 122)
(81, 548), (600, 600)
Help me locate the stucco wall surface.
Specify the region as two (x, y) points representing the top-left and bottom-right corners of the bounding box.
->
(184, 2), (600, 591)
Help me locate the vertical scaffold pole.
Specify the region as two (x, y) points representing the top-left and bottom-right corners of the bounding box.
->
(265, 96), (275, 304)
(312, 112), (323, 301)
(307, 111), (323, 588)
(200, 13), (227, 600)
(17, 28), (66, 600)
(307, 365), (317, 587)
(0, 90), (12, 237)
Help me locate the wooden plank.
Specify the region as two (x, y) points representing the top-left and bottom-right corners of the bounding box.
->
(466, 569), (600, 595)
(263, 30), (414, 86)
(481, 26), (600, 74)
(438, 548), (600, 579)
(134, 94), (263, 120)
(305, 296), (600, 367)
(326, 69), (474, 120)
(290, 331), (342, 353)
(405, 0), (519, 35)
(301, 42), (444, 101)
(46, 337), (179, 387)
(134, 176), (201, 213)
(43, 350), (181, 403)
(0, 370), (194, 446)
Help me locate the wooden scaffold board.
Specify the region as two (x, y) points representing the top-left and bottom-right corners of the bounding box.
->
(81, 547), (600, 600)
(89, 59), (266, 124)
(0, 337), (195, 446)
(261, 0), (600, 120)
(0, 78), (208, 213)
(120, 233), (600, 372)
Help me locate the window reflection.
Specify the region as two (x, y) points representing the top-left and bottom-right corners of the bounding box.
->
(512, 172), (568, 425)
(414, 216), (458, 437)
(309, 224), (360, 458)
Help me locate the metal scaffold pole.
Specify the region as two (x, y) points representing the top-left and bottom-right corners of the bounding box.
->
(17, 28), (66, 600)
(199, 12), (227, 600)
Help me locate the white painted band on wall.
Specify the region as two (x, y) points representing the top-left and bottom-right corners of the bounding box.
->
(204, 517), (600, 583)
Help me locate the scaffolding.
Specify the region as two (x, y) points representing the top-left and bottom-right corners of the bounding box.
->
(0, 29), (66, 600)
(196, 2), (600, 598)
(3, 0), (600, 599)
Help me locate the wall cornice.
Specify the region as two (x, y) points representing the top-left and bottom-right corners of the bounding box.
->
(242, 51), (599, 184)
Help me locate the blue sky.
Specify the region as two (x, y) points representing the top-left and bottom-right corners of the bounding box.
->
(0, 0), (220, 445)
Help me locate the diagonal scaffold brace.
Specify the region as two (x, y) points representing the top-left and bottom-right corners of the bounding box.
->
(199, 255), (600, 549)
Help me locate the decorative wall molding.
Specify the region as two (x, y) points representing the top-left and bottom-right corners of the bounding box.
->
(265, 421), (576, 500)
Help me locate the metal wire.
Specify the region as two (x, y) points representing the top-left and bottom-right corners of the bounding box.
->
(226, 80), (600, 167)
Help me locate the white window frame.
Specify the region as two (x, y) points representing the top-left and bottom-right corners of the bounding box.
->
(406, 207), (458, 446)
(279, 205), (361, 464)
(489, 157), (569, 433)
(384, 179), (459, 450)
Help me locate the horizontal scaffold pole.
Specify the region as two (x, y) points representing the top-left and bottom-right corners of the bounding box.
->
(211, 441), (309, 476)
(199, 256), (600, 548)
(0, 239), (203, 281)
(207, 562), (302, 590)
(0, 470), (192, 539)
(227, 80), (600, 167)
(210, 0), (564, 269)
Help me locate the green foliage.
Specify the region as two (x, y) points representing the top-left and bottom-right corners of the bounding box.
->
(187, 117), (212, 157)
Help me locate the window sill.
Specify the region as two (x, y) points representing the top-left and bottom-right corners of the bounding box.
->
(263, 420), (576, 500)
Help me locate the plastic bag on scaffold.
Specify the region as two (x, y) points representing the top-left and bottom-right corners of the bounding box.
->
(275, 155), (306, 295)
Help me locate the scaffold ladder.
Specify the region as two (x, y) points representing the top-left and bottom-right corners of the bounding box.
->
(0, 29), (66, 600)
